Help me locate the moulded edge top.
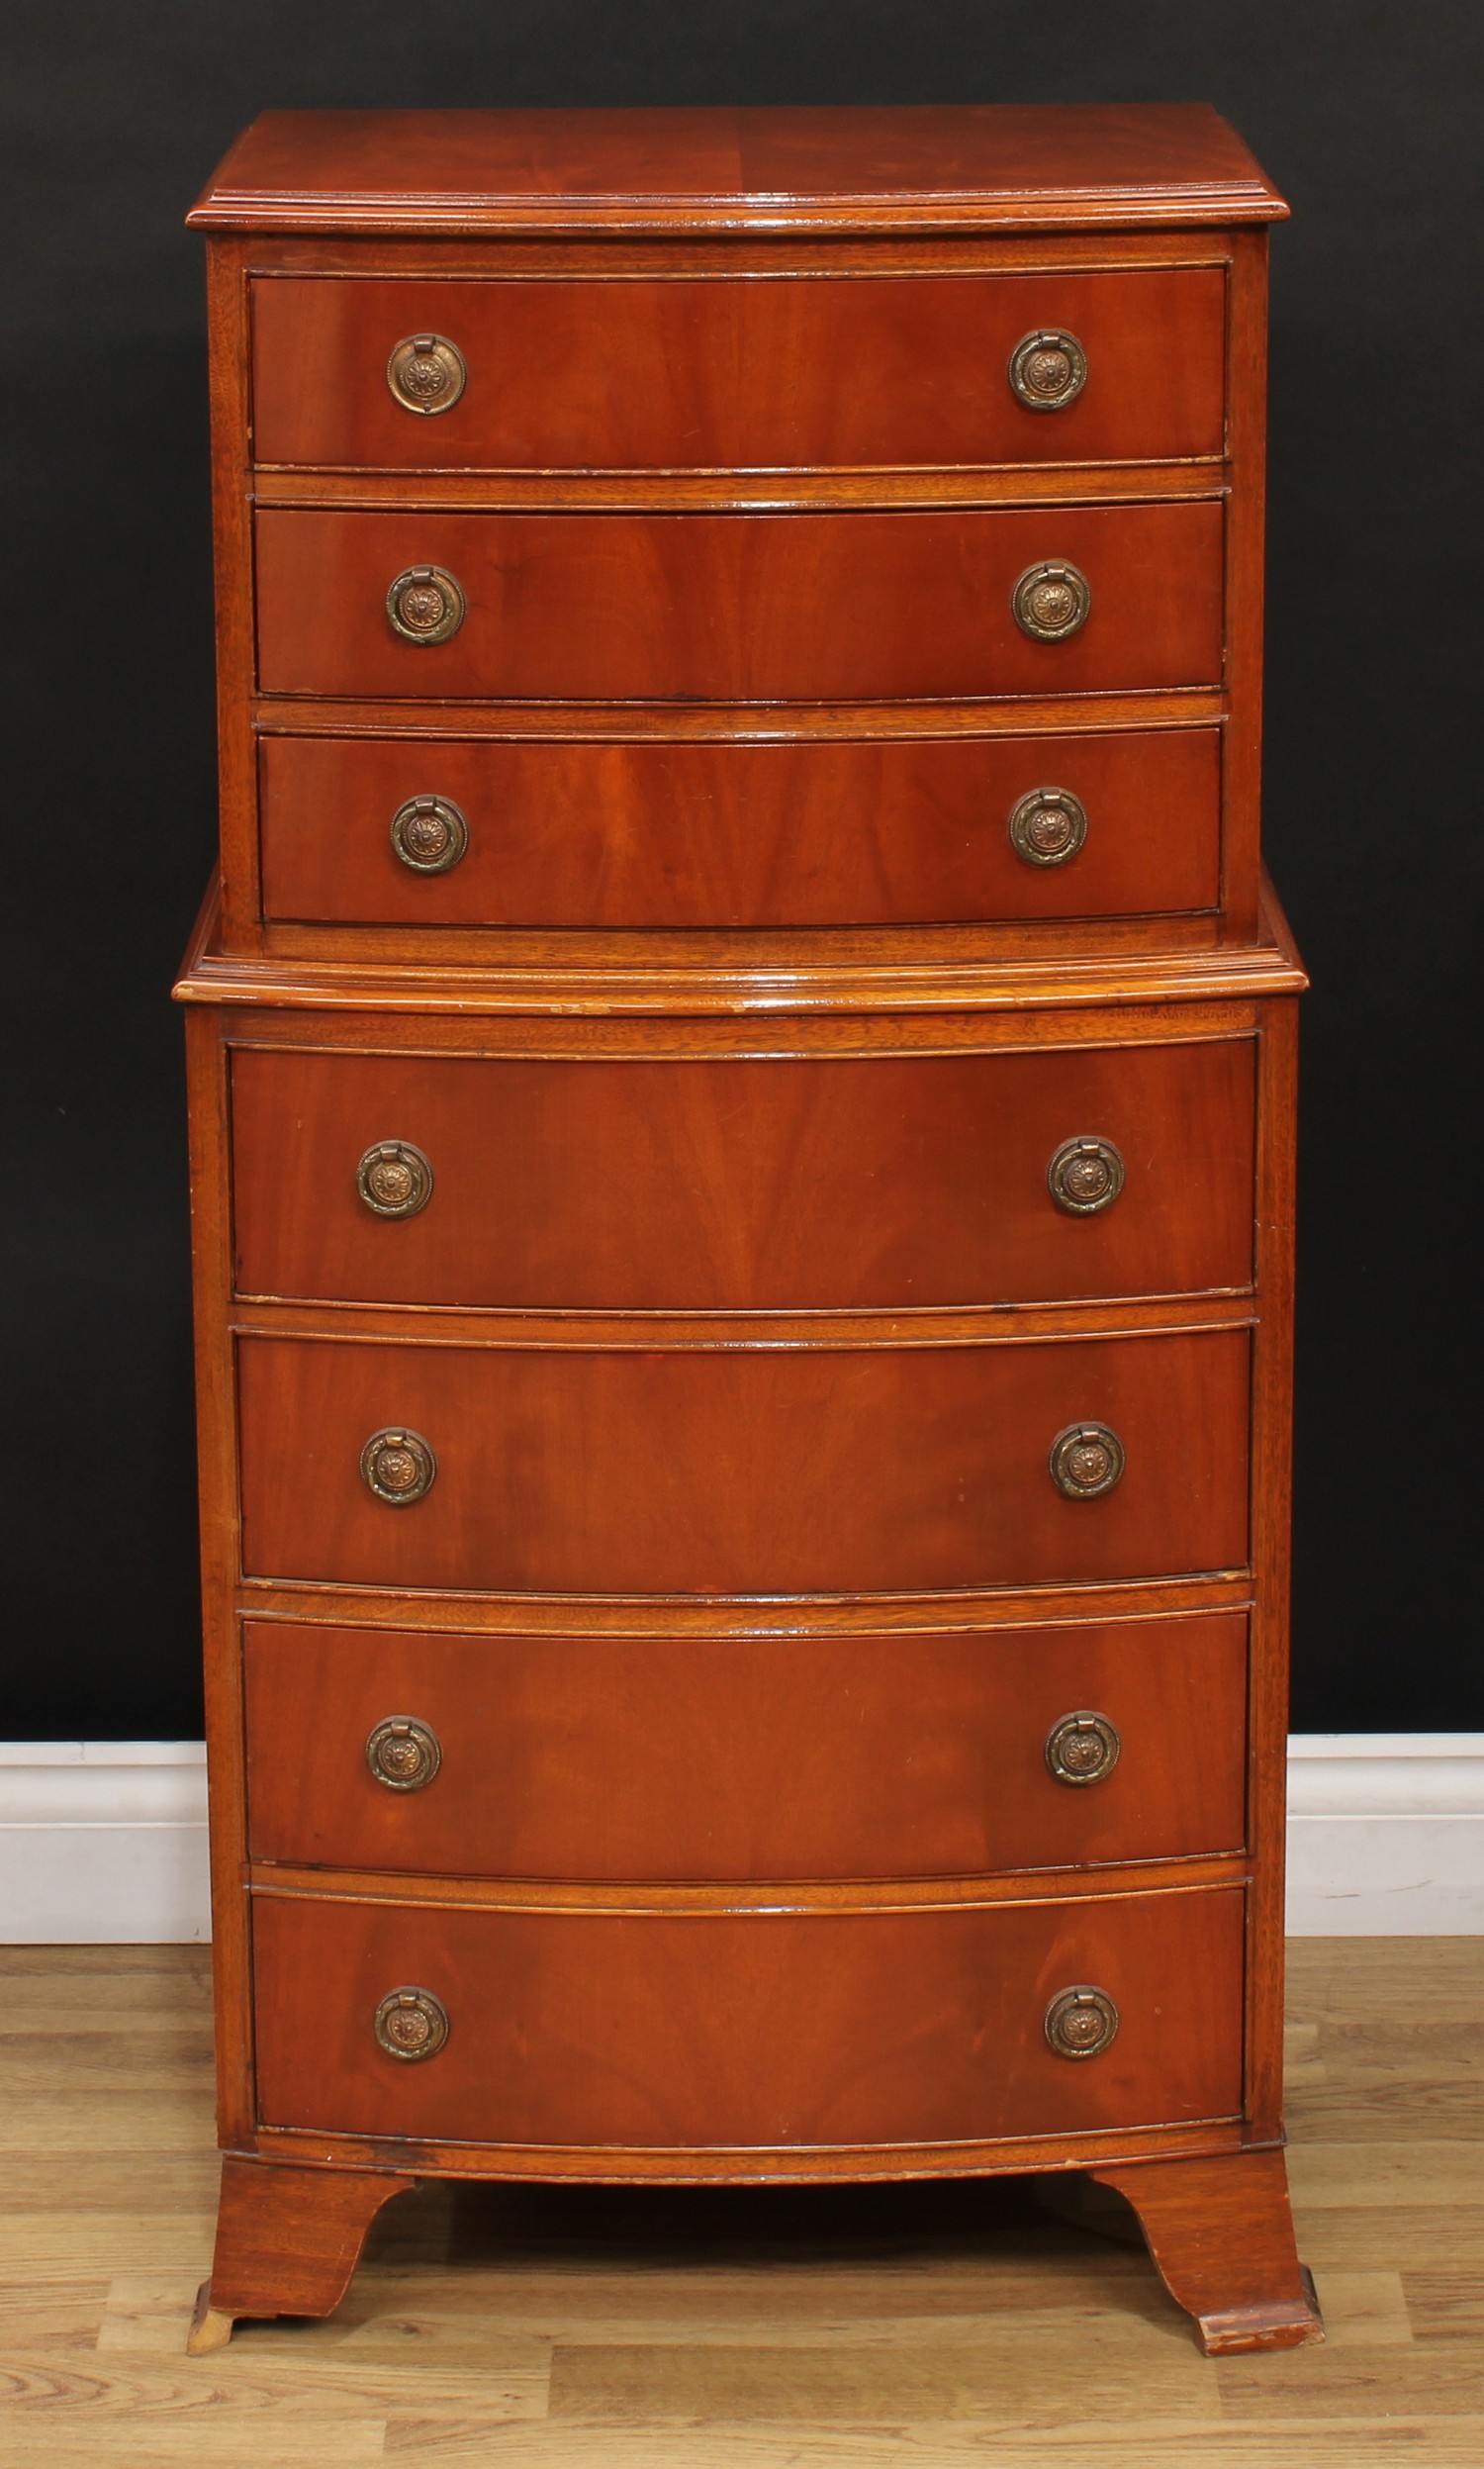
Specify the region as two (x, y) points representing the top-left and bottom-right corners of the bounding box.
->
(186, 104), (1289, 236)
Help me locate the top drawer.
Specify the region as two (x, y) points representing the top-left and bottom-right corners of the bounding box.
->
(250, 267), (1227, 472)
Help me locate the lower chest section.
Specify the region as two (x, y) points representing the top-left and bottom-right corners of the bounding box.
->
(198, 997), (1289, 2161)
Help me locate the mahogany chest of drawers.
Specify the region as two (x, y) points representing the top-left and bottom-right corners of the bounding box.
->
(176, 104), (1320, 2357)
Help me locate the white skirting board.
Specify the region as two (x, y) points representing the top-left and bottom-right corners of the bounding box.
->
(1285, 1734), (1484, 1933)
(0, 1735), (1482, 1942)
(0, 1743), (211, 1945)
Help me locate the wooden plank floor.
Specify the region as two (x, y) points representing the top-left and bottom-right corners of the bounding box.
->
(2, 1939), (1480, 2466)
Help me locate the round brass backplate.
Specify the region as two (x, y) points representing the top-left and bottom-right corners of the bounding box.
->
(1008, 786), (1087, 868)
(1045, 1985), (1119, 2059)
(386, 565), (466, 646)
(1047, 1135), (1125, 1217)
(373, 1986), (450, 2061)
(386, 333), (467, 416)
(1049, 1422), (1126, 1500)
(1008, 328), (1088, 412)
(1045, 1711), (1122, 1787)
(390, 794), (469, 875)
(366, 1716), (443, 1792)
(356, 1139), (434, 1220)
(360, 1427), (437, 1506)
(1012, 561), (1092, 642)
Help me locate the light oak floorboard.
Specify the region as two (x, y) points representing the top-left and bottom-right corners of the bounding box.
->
(383, 2437), (1484, 2467)
(0, 1938), (1479, 2467)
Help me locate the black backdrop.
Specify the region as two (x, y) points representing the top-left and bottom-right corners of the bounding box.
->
(3, 2), (1478, 1738)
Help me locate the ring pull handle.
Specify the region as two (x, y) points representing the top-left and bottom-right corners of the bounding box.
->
(356, 1140), (434, 1220)
(1013, 561), (1091, 642)
(1008, 329), (1088, 412)
(360, 1427), (437, 1506)
(1049, 1422), (1125, 1500)
(366, 1716), (443, 1792)
(386, 565), (466, 645)
(1045, 1985), (1119, 2058)
(387, 333), (467, 415)
(390, 794), (468, 875)
(1045, 1712), (1121, 1786)
(1009, 787), (1087, 868)
(374, 1986), (450, 2060)
(1047, 1136), (1124, 1217)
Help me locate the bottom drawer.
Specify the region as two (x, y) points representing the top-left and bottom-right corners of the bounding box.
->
(252, 1885), (1246, 2151)
(243, 1612), (1250, 1881)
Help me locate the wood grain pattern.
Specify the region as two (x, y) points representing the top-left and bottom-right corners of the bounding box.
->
(257, 726), (1223, 930)
(234, 1325), (1252, 1596)
(188, 104), (1288, 235)
(251, 266), (1226, 472)
(249, 1884), (1247, 2149)
(253, 503), (1225, 703)
(242, 1609), (1250, 1882)
(229, 1037), (1255, 1310)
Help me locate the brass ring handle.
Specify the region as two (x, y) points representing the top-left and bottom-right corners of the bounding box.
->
(1045, 1711), (1121, 1786)
(1049, 1422), (1125, 1500)
(390, 794), (469, 875)
(1045, 1985), (1119, 2059)
(360, 1427), (437, 1506)
(1013, 561), (1091, 642)
(356, 1139), (434, 1220)
(373, 1986), (450, 2061)
(1047, 1135), (1125, 1217)
(386, 565), (466, 646)
(1009, 787), (1087, 868)
(1008, 328), (1088, 412)
(386, 333), (467, 415)
(366, 1715), (443, 1792)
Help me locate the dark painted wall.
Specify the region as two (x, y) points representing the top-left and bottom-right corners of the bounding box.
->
(3, 2), (1478, 1735)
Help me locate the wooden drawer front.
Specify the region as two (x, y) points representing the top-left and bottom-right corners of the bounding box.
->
(236, 1329), (1250, 1595)
(254, 504), (1224, 703)
(258, 726), (1222, 928)
(250, 268), (1226, 472)
(231, 1042), (1256, 1311)
(252, 1885), (1247, 2148)
(244, 1612), (1249, 1881)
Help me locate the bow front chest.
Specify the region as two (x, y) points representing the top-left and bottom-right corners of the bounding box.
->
(176, 103), (1320, 2357)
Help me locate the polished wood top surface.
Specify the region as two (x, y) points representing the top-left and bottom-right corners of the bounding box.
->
(189, 104), (1287, 234)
